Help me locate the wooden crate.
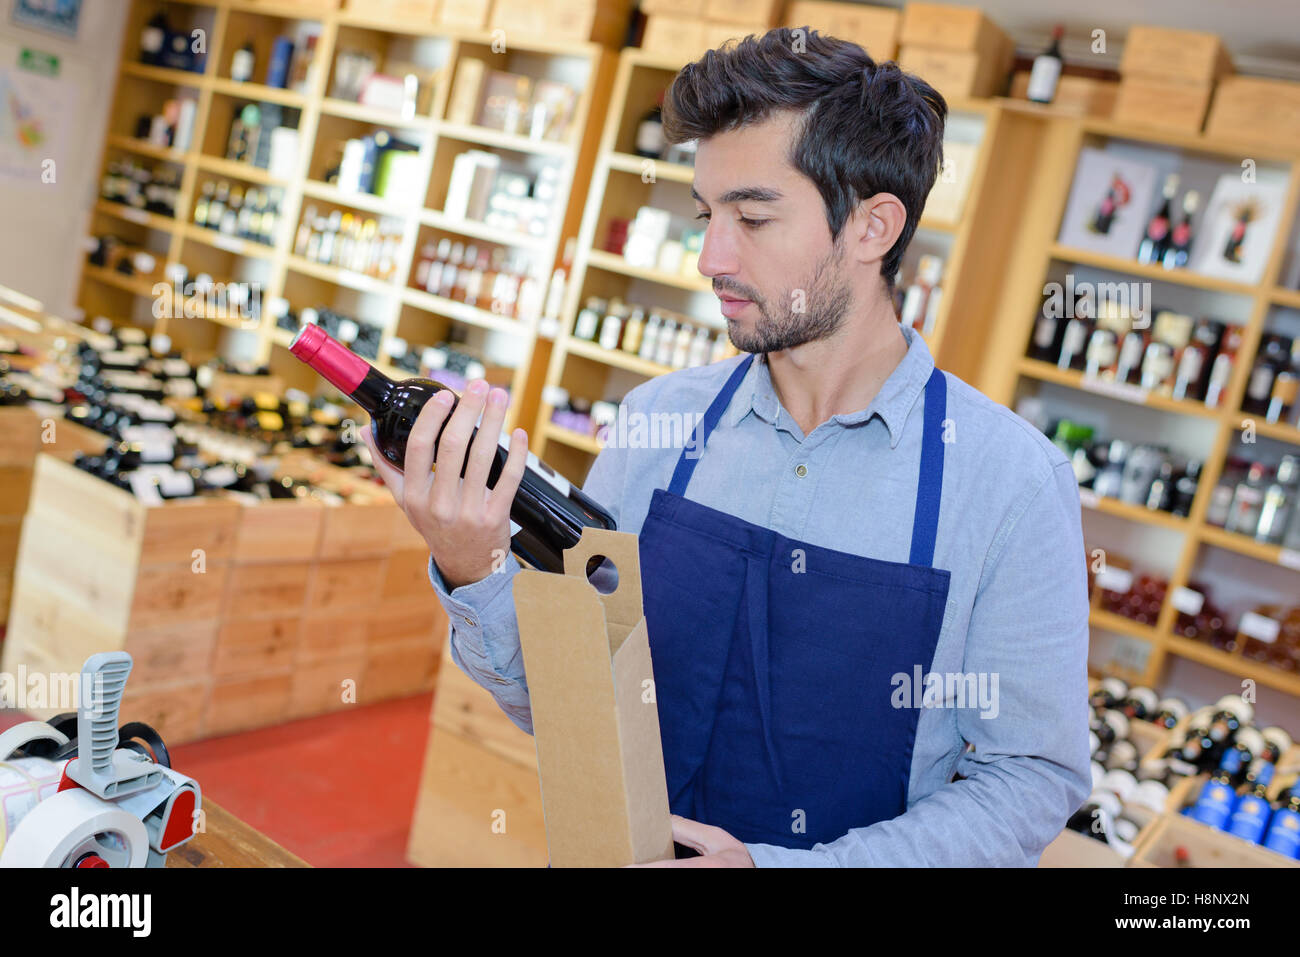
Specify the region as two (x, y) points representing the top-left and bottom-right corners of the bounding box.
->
(1131, 811), (1300, 867)
(344, 0), (438, 19)
(1206, 77), (1300, 152)
(704, 0), (781, 27)
(1039, 828), (1128, 867)
(1112, 78), (1212, 134)
(899, 2), (1009, 55)
(1010, 71), (1118, 117)
(438, 0), (491, 29)
(785, 1), (900, 59)
(898, 43), (1011, 100)
(488, 0), (633, 47)
(642, 15), (709, 61)
(1119, 26), (1234, 86)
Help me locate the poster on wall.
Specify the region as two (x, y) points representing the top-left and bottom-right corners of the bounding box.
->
(1057, 147), (1159, 260)
(1190, 171), (1289, 285)
(0, 48), (72, 182)
(11, 0), (83, 38)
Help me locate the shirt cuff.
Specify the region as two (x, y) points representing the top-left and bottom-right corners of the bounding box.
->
(744, 842), (839, 867)
(426, 551), (518, 630)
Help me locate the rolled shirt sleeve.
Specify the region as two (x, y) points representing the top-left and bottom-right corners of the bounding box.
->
(744, 459), (1092, 866)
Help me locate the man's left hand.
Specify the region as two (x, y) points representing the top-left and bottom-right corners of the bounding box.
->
(626, 815), (755, 867)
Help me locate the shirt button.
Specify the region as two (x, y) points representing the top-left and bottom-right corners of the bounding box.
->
(462, 616), (477, 627)
(795, 464), (808, 477)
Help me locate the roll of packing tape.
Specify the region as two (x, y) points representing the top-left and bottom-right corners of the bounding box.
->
(0, 787), (148, 867)
(1, 757), (64, 854)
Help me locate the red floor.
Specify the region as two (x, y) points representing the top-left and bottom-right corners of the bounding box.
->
(1, 692), (434, 867)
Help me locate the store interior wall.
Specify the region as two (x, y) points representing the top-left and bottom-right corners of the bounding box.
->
(0, 0), (127, 317)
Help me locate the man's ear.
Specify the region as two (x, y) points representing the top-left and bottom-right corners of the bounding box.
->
(849, 193), (907, 269)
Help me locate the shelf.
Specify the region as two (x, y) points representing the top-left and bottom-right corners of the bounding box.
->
(210, 77), (306, 107)
(400, 287), (532, 336)
(1079, 115), (1300, 165)
(119, 61), (206, 87)
(436, 120), (573, 157)
(81, 264), (161, 298)
(1273, 286), (1300, 309)
(917, 215), (959, 234)
(585, 249), (713, 294)
(564, 337), (675, 378)
(1077, 486), (1192, 532)
(301, 181), (411, 218)
(1090, 607), (1160, 642)
(181, 223), (276, 259)
(542, 422), (603, 455)
(270, 327), (294, 349)
(1018, 357), (1223, 420)
(1047, 243), (1261, 297)
(1198, 524), (1300, 571)
(94, 199), (178, 233)
(419, 209), (548, 252)
(1163, 634), (1300, 697)
(285, 254), (399, 296)
(195, 155), (288, 187)
(605, 151), (693, 183)
(107, 134), (190, 164)
(319, 97), (434, 128)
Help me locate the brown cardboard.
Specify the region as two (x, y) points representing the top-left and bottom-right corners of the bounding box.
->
(1119, 26), (1234, 86)
(513, 527), (674, 867)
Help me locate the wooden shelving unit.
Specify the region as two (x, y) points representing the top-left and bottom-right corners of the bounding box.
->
(80, 0), (617, 436)
(975, 104), (1300, 697)
(530, 47), (1016, 483)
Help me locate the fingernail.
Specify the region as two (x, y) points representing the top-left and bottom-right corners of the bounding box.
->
(434, 390), (453, 405)
(468, 379), (488, 395)
(489, 388), (506, 406)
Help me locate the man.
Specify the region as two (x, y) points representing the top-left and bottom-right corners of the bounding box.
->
(363, 28), (1091, 867)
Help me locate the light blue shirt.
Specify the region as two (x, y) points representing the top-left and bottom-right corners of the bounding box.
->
(428, 324), (1092, 866)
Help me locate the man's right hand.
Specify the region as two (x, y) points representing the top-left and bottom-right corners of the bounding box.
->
(360, 378), (529, 591)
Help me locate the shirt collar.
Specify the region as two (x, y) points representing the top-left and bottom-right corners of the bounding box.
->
(727, 324), (936, 449)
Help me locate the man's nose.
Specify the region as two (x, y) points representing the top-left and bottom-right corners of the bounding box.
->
(696, 218), (740, 282)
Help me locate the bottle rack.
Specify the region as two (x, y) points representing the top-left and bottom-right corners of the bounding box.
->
(79, 0), (617, 437)
(529, 46), (1012, 484)
(977, 103), (1300, 700)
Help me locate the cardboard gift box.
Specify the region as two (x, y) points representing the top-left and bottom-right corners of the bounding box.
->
(514, 527), (674, 867)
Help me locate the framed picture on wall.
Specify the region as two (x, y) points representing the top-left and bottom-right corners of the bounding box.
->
(1057, 147), (1160, 260)
(1190, 172), (1289, 285)
(11, 0), (83, 38)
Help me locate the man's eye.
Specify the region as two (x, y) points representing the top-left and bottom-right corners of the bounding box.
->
(739, 217), (769, 228)
(694, 211), (710, 221)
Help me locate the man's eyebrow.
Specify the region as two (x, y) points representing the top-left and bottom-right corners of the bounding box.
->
(690, 184), (784, 205)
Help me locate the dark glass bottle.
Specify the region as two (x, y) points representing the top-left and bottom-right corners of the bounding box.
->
(290, 324), (615, 573)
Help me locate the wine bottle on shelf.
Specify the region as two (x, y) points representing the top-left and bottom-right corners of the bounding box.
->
(140, 13), (169, 66)
(1137, 174), (1178, 266)
(635, 91), (666, 160)
(1026, 25), (1065, 104)
(1161, 190), (1199, 270)
(289, 325), (616, 574)
(231, 40), (256, 83)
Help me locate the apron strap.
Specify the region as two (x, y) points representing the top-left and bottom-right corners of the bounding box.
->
(667, 353), (756, 498)
(908, 367), (947, 568)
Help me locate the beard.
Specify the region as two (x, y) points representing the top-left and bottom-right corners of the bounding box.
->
(720, 233), (853, 354)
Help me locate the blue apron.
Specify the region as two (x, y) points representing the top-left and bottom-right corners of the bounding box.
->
(639, 353), (952, 850)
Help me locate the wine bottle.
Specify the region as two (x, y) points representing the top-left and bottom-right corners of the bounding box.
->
(1026, 25), (1064, 104)
(1137, 174), (1178, 265)
(290, 324), (615, 573)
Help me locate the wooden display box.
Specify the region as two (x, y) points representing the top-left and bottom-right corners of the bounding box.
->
(345, 0), (439, 20)
(899, 2), (1009, 56)
(439, 0), (492, 29)
(898, 42), (1011, 100)
(2, 454), (445, 745)
(785, 1), (900, 59)
(703, 0), (782, 27)
(1131, 812), (1299, 868)
(488, 0), (633, 46)
(1206, 77), (1300, 151)
(641, 15), (710, 61)
(1111, 78), (1212, 134)
(1119, 26), (1234, 87)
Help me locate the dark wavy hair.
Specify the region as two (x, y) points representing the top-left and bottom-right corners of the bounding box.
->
(662, 27), (947, 290)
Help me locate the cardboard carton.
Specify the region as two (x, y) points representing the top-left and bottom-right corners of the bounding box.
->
(514, 527), (674, 867)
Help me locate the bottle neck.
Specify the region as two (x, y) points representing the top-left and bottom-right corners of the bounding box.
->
(289, 323), (392, 414)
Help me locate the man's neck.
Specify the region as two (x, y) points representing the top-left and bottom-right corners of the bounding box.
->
(765, 299), (909, 437)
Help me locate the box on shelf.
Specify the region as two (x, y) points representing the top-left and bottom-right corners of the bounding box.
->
(784, 1), (901, 60)
(639, 0), (695, 15)
(899, 2), (1010, 56)
(641, 16), (709, 61)
(488, 0), (633, 46)
(439, 0), (491, 29)
(513, 527), (674, 867)
(1131, 811), (1299, 867)
(1206, 76), (1300, 151)
(1039, 828), (1128, 867)
(345, 0), (439, 19)
(1009, 71), (1119, 117)
(1119, 26), (1234, 87)
(1111, 77), (1213, 134)
(899, 43), (1011, 100)
(703, 0), (782, 27)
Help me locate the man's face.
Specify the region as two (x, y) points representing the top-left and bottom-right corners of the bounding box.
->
(691, 110), (854, 354)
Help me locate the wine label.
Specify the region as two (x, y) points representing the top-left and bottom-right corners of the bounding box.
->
(158, 471), (195, 497)
(1094, 566), (1133, 594)
(1239, 611), (1280, 644)
(127, 472), (165, 506)
(1170, 586), (1205, 616)
(495, 432), (571, 498)
(203, 465), (239, 488)
(161, 358), (192, 378)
